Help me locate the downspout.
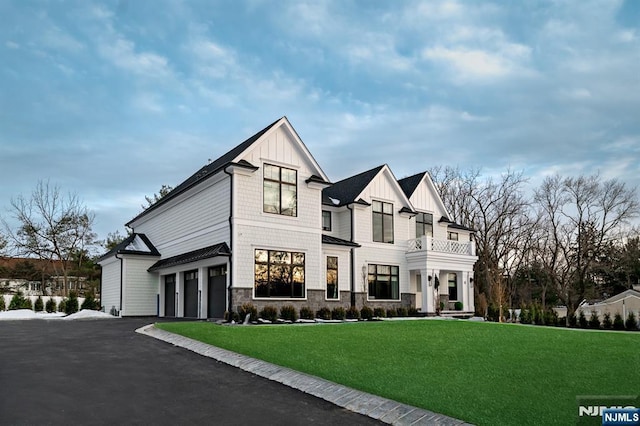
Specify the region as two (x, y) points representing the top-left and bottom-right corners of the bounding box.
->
(347, 204), (356, 307)
(223, 166), (234, 319)
(115, 253), (123, 316)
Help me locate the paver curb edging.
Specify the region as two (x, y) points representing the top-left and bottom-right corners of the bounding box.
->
(136, 324), (473, 426)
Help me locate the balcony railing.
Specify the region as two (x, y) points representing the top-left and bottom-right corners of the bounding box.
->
(407, 236), (476, 256)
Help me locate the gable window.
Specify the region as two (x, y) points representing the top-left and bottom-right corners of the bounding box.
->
(322, 210), (332, 231)
(326, 256), (338, 300)
(448, 231), (459, 241)
(368, 264), (399, 300)
(416, 212), (433, 238)
(263, 164), (297, 216)
(448, 273), (458, 301)
(254, 249), (305, 298)
(372, 200), (394, 243)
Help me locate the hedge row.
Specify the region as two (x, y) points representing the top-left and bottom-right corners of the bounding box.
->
(0, 291), (100, 315)
(227, 303), (421, 323)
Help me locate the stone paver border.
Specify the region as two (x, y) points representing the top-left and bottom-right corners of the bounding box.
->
(136, 324), (473, 426)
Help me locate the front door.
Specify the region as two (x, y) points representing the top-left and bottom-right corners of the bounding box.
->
(164, 275), (176, 317)
(208, 266), (227, 318)
(184, 270), (198, 318)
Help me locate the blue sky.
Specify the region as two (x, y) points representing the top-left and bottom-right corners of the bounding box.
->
(1, 0), (639, 242)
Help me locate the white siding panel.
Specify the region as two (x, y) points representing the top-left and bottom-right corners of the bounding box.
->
(100, 257), (121, 315)
(122, 256), (159, 316)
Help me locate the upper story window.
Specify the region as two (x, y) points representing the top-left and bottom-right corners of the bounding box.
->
(415, 212), (433, 238)
(322, 210), (332, 231)
(448, 231), (459, 241)
(372, 200), (394, 243)
(263, 164), (297, 217)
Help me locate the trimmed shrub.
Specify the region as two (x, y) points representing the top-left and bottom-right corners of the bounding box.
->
(568, 313), (577, 328)
(57, 299), (67, 315)
(396, 307), (408, 317)
(408, 307), (419, 317)
(259, 305), (278, 322)
(613, 313), (625, 330)
(602, 312), (612, 329)
(224, 310), (240, 322)
(316, 307), (331, 320)
(346, 306), (360, 320)
(238, 303), (258, 322)
(544, 309), (558, 326)
(0, 295), (5, 311)
(373, 307), (386, 318)
(487, 304), (501, 322)
(360, 306), (373, 321)
(299, 306), (315, 320)
(331, 306), (346, 320)
(34, 296), (44, 312)
(386, 308), (397, 318)
(519, 306), (531, 324)
(65, 291), (79, 315)
(588, 311), (601, 329)
(454, 301), (463, 311)
(625, 312), (638, 331)
(533, 305), (545, 325)
(45, 298), (57, 313)
(578, 311), (588, 328)
(9, 292), (31, 310)
(280, 305), (298, 322)
(81, 293), (99, 310)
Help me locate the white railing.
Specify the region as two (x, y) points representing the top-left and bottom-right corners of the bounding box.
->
(407, 236), (475, 255)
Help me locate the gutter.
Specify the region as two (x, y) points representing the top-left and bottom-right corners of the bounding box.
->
(115, 253), (123, 316)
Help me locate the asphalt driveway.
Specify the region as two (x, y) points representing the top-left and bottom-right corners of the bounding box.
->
(0, 318), (380, 425)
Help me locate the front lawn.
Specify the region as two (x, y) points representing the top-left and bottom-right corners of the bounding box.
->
(156, 320), (639, 425)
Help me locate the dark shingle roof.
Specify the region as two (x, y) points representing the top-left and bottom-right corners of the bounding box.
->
(322, 165), (385, 207)
(398, 172), (427, 198)
(98, 233), (160, 262)
(127, 117), (282, 227)
(322, 235), (361, 247)
(148, 242), (230, 272)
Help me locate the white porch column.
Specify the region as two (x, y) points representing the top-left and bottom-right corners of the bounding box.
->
(468, 272), (475, 312)
(176, 272), (184, 317)
(461, 271), (469, 312)
(199, 266), (207, 319)
(420, 268), (434, 314)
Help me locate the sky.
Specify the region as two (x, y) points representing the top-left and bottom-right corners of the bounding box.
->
(1, 0), (639, 244)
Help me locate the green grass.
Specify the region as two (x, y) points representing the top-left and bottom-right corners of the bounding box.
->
(156, 320), (640, 425)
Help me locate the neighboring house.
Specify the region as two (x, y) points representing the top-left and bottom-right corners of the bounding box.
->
(98, 117), (477, 318)
(574, 288), (640, 320)
(0, 257), (87, 296)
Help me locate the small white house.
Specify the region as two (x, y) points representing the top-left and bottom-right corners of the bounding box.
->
(98, 117), (477, 317)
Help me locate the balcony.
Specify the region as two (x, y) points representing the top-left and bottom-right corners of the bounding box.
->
(407, 236), (476, 256)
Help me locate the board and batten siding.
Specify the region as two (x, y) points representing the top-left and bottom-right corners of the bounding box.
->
(100, 257), (121, 315)
(122, 256), (159, 316)
(133, 178), (231, 258)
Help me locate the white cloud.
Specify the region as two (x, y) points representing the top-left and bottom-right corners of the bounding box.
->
(5, 41), (19, 49)
(422, 45), (526, 81)
(99, 37), (171, 78)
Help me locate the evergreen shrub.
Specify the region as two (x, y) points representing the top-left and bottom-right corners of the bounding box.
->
(45, 298), (57, 313)
(613, 313), (625, 330)
(602, 312), (612, 329)
(65, 291), (79, 315)
(588, 311), (601, 329)
(345, 306), (360, 320)
(238, 303), (258, 322)
(9, 292), (31, 310)
(34, 296), (44, 312)
(299, 306), (315, 320)
(81, 293), (99, 310)
(331, 306), (346, 320)
(578, 311), (588, 328)
(0, 295), (5, 311)
(625, 312), (638, 331)
(396, 307), (408, 317)
(259, 305), (278, 322)
(316, 307), (331, 320)
(386, 308), (397, 318)
(373, 307), (386, 318)
(280, 305), (298, 322)
(360, 306), (373, 320)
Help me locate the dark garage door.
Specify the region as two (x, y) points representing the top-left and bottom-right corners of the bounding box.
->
(208, 266), (226, 319)
(184, 270), (198, 318)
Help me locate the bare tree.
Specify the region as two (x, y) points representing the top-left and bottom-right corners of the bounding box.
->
(534, 174), (639, 323)
(1, 181), (97, 296)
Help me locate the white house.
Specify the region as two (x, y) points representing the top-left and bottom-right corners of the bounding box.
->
(98, 117), (477, 317)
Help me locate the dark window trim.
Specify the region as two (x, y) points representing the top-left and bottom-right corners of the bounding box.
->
(372, 200), (394, 243)
(263, 164), (298, 217)
(326, 256), (339, 300)
(322, 210), (332, 231)
(416, 212), (434, 238)
(254, 249), (306, 299)
(367, 263), (400, 301)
